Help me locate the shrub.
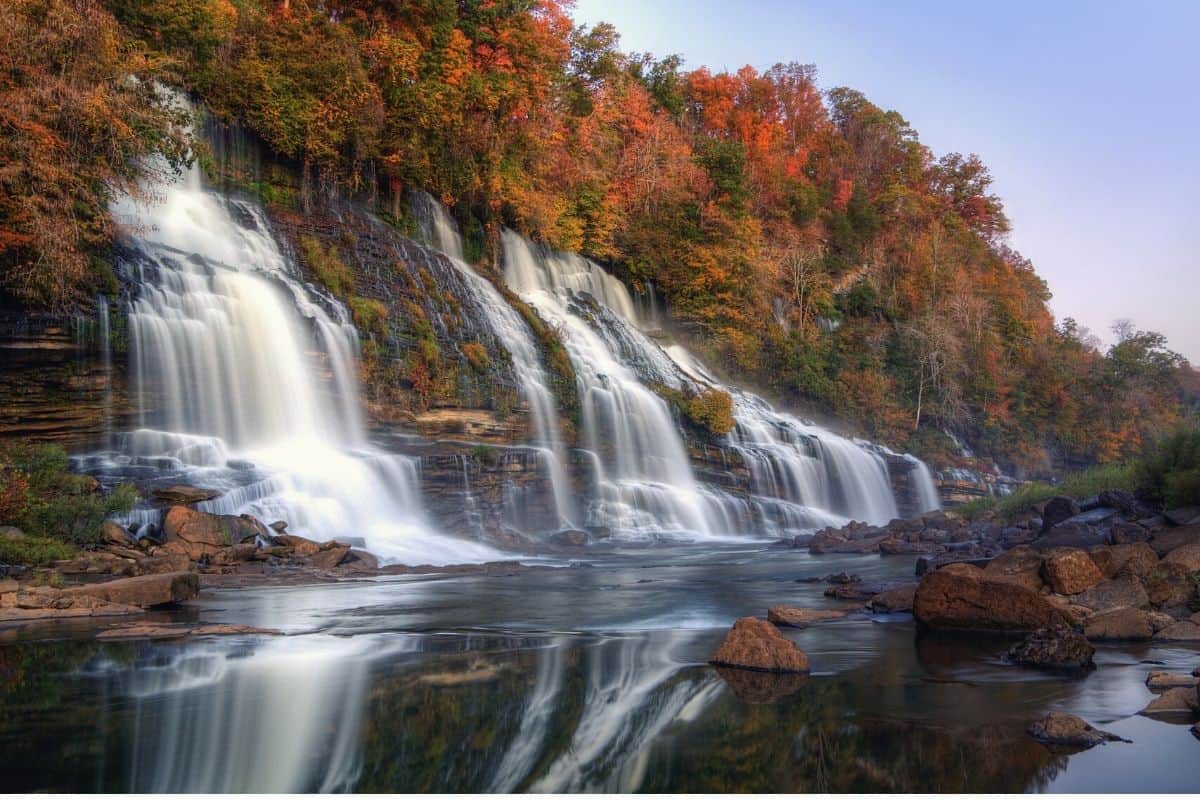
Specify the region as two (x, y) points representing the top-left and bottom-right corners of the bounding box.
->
(0, 535), (75, 566)
(0, 443), (137, 548)
(349, 295), (389, 339)
(460, 341), (490, 371)
(300, 236), (355, 299)
(1136, 427), (1200, 509)
(686, 389), (736, 435)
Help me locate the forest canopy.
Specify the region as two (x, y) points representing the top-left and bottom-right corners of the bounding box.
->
(0, 0), (1194, 476)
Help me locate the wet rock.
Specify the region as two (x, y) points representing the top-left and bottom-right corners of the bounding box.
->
(1028, 712), (1127, 748)
(1105, 542), (1160, 578)
(338, 549), (380, 571)
(1163, 543), (1200, 572)
(1041, 496), (1081, 531)
(879, 538), (936, 555)
(100, 520), (132, 547)
(1140, 686), (1200, 716)
(549, 530), (589, 547)
(1099, 489), (1139, 515)
(1075, 575), (1150, 615)
(309, 544), (350, 571)
(714, 666), (807, 704)
(826, 572), (860, 584)
(1007, 625), (1095, 670)
(1084, 608), (1155, 640)
(1033, 523), (1106, 551)
(1146, 672), (1198, 692)
(1042, 548), (1104, 595)
(151, 485), (222, 505)
(270, 520), (288, 533)
(274, 533), (322, 556)
(1143, 562), (1197, 609)
(62, 572), (199, 608)
(1149, 524), (1200, 557)
(162, 506), (264, 560)
(710, 616), (810, 673)
(940, 562), (984, 579)
(767, 605), (852, 627)
(981, 546), (1045, 592)
(1154, 621), (1200, 641)
(1165, 507), (1200, 526)
(96, 622), (281, 640)
(823, 581), (893, 601)
(869, 583), (918, 613)
(913, 568), (1069, 633)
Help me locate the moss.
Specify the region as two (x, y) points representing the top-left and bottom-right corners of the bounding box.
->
(472, 444), (501, 467)
(349, 295), (389, 340)
(687, 389), (735, 435)
(460, 341), (490, 371)
(299, 235), (355, 299)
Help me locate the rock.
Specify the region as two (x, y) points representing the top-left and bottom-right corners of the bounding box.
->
(879, 538), (935, 555)
(1147, 611), (1177, 632)
(135, 552), (192, 574)
(338, 549), (379, 571)
(1033, 523), (1106, 551)
(1150, 524), (1200, 557)
(1143, 562), (1197, 609)
(1099, 489), (1139, 515)
(61, 572), (199, 608)
(549, 530), (589, 547)
(982, 546), (1045, 592)
(709, 616), (810, 673)
(1163, 543), (1200, 572)
(100, 520), (132, 547)
(767, 605), (851, 627)
(162, 506), (264, 560)
(95, 623), (192, 640)
(714, 666), (807, 703)
(869, 583), (918, 613)
(1041, 496), (1081, 531)
(270, 520), (288, 533)
(913, 568), (1069, 633)
(1106, 542), (1160, 578)
(1084, 608), (1154, 640)
(1154, 621), (1200, 641)
(1042, 549), (1104, 595)
(826, 572), (860, 584)
(1075, 575), (1150, 614)
(151, 485), (222, 505)
(309, 545), (350, 571)
(1007, 625), (1095, 670)
(1194, 722), (1200, 741)
(940, 562), (984, 579)
(274, 534), (322, 556)
(1165, 507), (1200, 526)
(1146, 672), (1198, 692)
(1059, 507), (1119, 527)
(1140, 686), (1200, 716)
(823, 581), (894, 601)
(0, 525), (25, 540)
(1028, 712), (1128, 748)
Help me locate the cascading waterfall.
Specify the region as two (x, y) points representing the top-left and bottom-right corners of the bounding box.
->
(410, 193), (574, 529)
(106, 158), (498, 564)
(503, 231), (748, 540)
(501, 229), (938, 537)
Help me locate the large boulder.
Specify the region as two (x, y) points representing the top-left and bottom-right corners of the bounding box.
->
(981, 546), (1045, 592)
(1007, 625), (1095, 670)
(162, 506), (267, 560)
(1075, 575), (1150, 615)
(1146, 672), (1198, 692)
(1041, 496), (1081, 531)
(1105, 542), (1160, 578)
(1154, 620), (1200, 641)
(1027, 712), (1127, 748)
(767, 605), (851, 627)
(151, 485), (222, 505)
(1163, 543), (1200, 572)
(1033, 523), (1106, 551)
(710, 616), (810, 673)
(1149, 524), (1200, 557)
(310, 544), (351, 571)
(274, 534), (323, 556)
(1042, 549), (1103, 595)
(1140, 686), (1200, 716)
(62, 572), (198, 608)
(1143, 562), (1197, 609)
(913, 568), (1069, 633)
(1165, 507), (1200, 526)
(1084, 608), (1156, 640)
(869, 583), (918, 613)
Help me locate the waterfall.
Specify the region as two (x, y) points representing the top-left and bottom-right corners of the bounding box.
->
(906, 455), (943, 514)
(108, 159), (499, 565)
(502, 231), (744, 540)
(411, 193), (574, 530)
(501, 229), (939, 535)
(97, 294), (113, 449)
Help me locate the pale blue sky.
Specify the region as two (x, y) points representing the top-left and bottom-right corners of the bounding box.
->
(573, 0), (1199, 362)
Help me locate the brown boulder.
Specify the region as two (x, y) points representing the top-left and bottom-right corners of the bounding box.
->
(152, 485), (222, 505)
(913, 568), (1069, 633)
(1028, 712), (1127, 748)
(982, 546), (1045, 592)
(1075, 575), (1149, 614)
(1144, 562), (1197, 608)
(1154, 620), (1200, 641)
(162, 507), (268, 560)
(1146, 671), (1198, 692)
(310, 545), (350, 571)
(940, 562), (984, 579)
(1007, 625), (1095, 670)
(710, 616), (810, 673)
(767, 605), (852, 627)
(101, 520), (133, 547)
(1141, 686), (1200, 716)
(1149, 524), (1200, 557)
(1041, 496), (1081, 531)
(1084, 608), (1155, 640)
(869, 583), (918, 613)
(62, 572), (198, 608)
(274, 534), (323, 557)
(1042, 549), (1103, 595)
(1163, 543), (1200, 572)
(1108, 542), (1160, 578)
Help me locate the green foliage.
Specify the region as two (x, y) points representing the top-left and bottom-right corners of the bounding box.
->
(957, 462), (1139, 521)
(460, 342), (490, 371)
(686, 389), (735, 436)
(1135, 426), (1200, 509)
(349, 295), (389, 340)
(300, 236), (355, 298)
(0, 443), (137, 549)
(0, 535), (76, 566)
(472, 444), (501, 467)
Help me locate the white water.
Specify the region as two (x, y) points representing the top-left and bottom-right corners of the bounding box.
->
(109, 162), (498, 564)
(502, 230), (938, 535)
(411, 194), (574, 529)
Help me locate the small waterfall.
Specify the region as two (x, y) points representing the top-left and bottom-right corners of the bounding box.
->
(107, 156), (498, 565)
(97, 294), (113, 449)
(411, 193), (574, 530)
(906, 455), (943, 514)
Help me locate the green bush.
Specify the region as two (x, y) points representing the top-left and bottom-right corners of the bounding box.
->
(1136, 427), (1200, 509)
(686, 389), (736, 435)
(0, 535), (75, 566)
(0, 443), (138, 550)
(957, 462), (1138, 521)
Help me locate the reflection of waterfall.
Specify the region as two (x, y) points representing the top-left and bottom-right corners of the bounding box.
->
(489, 638), (566, 792)
(119, 636), (376, 793)
(501, 229), (938, 536)
(105, 155), (498, 565)
(411, 194), (574, 529)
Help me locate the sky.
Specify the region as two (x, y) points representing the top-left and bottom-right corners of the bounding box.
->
(572, 0), (1200, 363)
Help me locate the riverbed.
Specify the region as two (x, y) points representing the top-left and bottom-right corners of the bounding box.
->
(1, 544), (1197, 792)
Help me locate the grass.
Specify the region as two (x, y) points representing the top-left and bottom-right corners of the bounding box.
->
(957, 462), (1138, 520)
(0, 535), (76, 567)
